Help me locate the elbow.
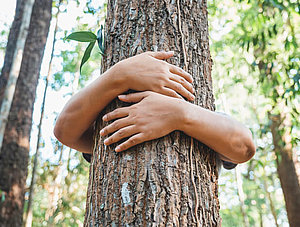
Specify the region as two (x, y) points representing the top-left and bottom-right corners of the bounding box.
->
(53, 119), (64, 144)
(233, 129), (256, 163)
(53, 117), (71, 146)
(240, 141), (255, 163)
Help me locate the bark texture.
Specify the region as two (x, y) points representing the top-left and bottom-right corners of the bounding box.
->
(0, 0), (52, 226)
(270, 114), (300, 227)
(0, 0), (25, 106)
(84, 0), (221, 226)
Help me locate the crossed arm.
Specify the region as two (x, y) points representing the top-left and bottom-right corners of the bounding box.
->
(54, 51), (255, 164)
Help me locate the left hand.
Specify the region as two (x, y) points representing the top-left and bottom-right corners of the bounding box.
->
(100, 91), (185, 152)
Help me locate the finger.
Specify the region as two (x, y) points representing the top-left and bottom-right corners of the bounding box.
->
(161, 87), (184, 100)
(168, 64), (193, 83)
(169, 73), (194, 94)
(147, 51), (174, 60)
(166, 81), (195, 101)
(104, 125), (138, 146)
(103, 107), (130, 122)
(118, 92), (149, 103)
(115, 133), (145, 152)
(100, 117), (132, 136)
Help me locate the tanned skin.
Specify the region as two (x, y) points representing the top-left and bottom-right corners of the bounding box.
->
(54, 51), (255, 164)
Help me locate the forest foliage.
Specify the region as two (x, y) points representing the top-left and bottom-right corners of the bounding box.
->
(0, 0), (299, 226)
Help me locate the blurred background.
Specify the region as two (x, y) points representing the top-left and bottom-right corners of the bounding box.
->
(0, 0), (299, 226)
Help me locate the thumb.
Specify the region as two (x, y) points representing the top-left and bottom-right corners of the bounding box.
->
(118, 92), (149, 103)
(147, 51), (174, 60)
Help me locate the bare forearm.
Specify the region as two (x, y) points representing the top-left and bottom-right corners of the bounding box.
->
(54, 51), (195, 153)
(180, 102), (255, 163)
(54, 66), (126, 153)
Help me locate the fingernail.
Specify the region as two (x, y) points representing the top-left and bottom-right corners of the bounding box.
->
(118, 95), (126, 99)
(104, 138), (109, 145)
(115, 146), (121, 152)
(190, 75), (193, 82)
(100, 129), (104, 135)
(102, 115), (107, 121)
(168, 51), (174, 55)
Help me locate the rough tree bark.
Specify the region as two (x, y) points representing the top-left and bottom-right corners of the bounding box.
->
(0, 0), (52, 226)
(0, 0), (25, 105)
(84, 0), (221, 226)
(0, 0), (35, 149)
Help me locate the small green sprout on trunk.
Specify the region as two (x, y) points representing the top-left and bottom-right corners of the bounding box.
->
(65, 25), (105, 74)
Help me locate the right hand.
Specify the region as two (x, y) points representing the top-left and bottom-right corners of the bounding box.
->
(114, 51), (195, 101)
(100, 91), (186, 152)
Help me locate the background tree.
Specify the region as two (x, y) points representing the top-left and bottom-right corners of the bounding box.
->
(24, 1), (63, 226)
(209, 0), (299, 226)
(22, 0), (105, 224)
(85, 0), (221, 226)
(0, 0), (52, 225)
(0, 0), (35, 149)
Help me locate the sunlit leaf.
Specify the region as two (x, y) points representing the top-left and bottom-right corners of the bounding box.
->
(80, 41), (95, 74)
(66, 31), (97, 42)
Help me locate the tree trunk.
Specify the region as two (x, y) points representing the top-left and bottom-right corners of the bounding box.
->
(24, 1), (62, 226)
(45, 145), (64, 224)
(270, 114), (300, 227)
(84, 0), (220, 226)
(235, 166), (249, 227)
(0, 0), (52, 226)
(262, 176), (279, 227)
(0, 0), (35, 149)
(0, 0), (24, 105)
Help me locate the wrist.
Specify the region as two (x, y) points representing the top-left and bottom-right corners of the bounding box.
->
(172, 99), (191, 132)
(180, 101), (203, 133)
(104, 62), (129, 93)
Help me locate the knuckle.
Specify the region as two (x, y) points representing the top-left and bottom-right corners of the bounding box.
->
(122, 143), (129, 150)
(177, 67), (183, 73)
(114, 109), (119, 115)
(113, 122), (119, 130)
(105, 113), (111, 119)
(179, 77), (185, 84)
(175, 84), (182, 90)
(130, 138), (136, 145)
(110, 136), (116, 143)
(170, 91), (177, 97)
(118, 130), (125, 136)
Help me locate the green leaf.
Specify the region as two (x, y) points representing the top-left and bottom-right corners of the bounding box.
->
(97, 25), (105, 55)
(66, 31), (97, 42)
(80, 41), (96, 74)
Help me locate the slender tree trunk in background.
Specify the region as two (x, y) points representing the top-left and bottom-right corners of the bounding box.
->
(84, 0), (220, 226)
(0, 0), (35, 149)
(270, 114), (300, 227)
(0, 0), (24, 104)
(24, 2), (62, 226)
(235, 166), (249, 227)
(45, 145), (64, 223)
(0, 0), (52, 225)
(259, 210), (263, 227)
(262, 176), (279, 227)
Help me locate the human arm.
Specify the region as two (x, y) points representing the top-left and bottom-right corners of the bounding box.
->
(54, 51), (194, 153)
(101, 91), (256, 163)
